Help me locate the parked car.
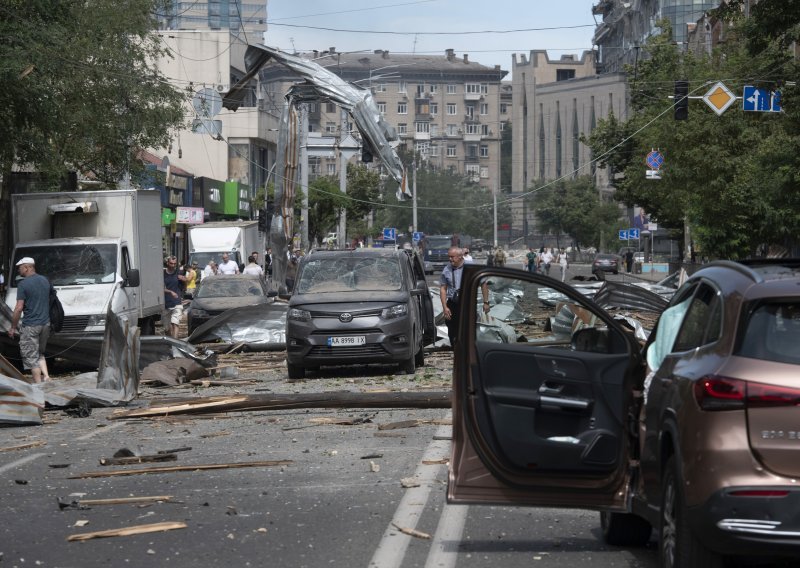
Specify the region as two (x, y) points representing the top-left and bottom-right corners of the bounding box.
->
(448, 259), (800, 568)
(285, 248), (436, 379)
(633, 251), (646, 263)
(471, 239), (488, 252)
(186, 274), (273, 334)
(592, 252), (622, 275)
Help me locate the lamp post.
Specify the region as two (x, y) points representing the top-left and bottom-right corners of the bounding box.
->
(337, 114), (360, 244)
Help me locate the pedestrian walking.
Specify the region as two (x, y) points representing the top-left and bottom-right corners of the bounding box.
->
(558, 249), (569, 282)
(217, 252), (239, 275)
(163, 256), (186, 339)
(525, 247), (538, 273)
(8, 257), (51, 384)
(243, 255), (264, 278)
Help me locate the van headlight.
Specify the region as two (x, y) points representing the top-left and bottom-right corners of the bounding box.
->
(87, 314), (106, 327)
(288, 308), (311, 322)
(381, 304), (407, 320)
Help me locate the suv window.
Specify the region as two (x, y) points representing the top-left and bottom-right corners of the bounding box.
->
(738, 302), (800, 364)
(673, 283), (721, 351)
(296, 256), (403, 293)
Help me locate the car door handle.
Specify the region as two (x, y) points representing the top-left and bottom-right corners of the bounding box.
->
(539, 383), (564, 396)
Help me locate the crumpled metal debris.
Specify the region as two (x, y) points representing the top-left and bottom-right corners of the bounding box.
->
(0, 376), (45, 425)
(187, 302), (288, 350)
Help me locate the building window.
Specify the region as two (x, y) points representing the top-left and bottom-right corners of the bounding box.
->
(415, 122), (430, 133)
(430, 144), (439, 157)
(375, 83), (387, 92)
(398, 81), (407, 93)
(325, 122), (336, 134)
(465, 123), (480, 135)
(326, 102), (336, 113)
(446, 103), (457, 115)
(480, 145), (489, 158)
(416, 84), (426, 96)
(446, 123), (458, 136)
(429, 84), (438, 94)
(465, 83), (480, 94)
(500, 103), (508, 114)
(446, 145), (457, 157)
(397, 123), (408, 134)
(556, 69), (576, 81)
(465, 105), (474, 120)
(430, 102), (438, 116)
(481, 124), (490, 136)
(466, 164), (480, 181)
(447, 84), (457, 94)
(327, 163), (336, 176)
(480, 103), (488, 115)
(376, 102), (386, 114)
(481, 84), (488, 94)
(398, 102), (407, 114)
(467, 144), (478, 158)
(415, 141), (430, 155)
(430, 124), (439, 137)
(480, 166), (489, 179)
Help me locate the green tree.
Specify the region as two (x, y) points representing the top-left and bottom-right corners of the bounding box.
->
(344, 163), (381, 241)
(0, 0), (186, 251)
(306, 176), (347, 246)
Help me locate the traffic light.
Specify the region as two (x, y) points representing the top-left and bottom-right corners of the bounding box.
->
(674, 80), (689, 120)
(257, 209), (268, 232)
(361, 147), (373, 163)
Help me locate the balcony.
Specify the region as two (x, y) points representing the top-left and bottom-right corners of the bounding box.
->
(464, 92), (482, 101)
(414, 131), (431, 141)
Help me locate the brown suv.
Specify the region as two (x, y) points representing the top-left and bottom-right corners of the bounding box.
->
(448, 259), (800, 568)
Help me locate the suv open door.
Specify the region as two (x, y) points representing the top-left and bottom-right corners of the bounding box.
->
(448, 265), (643, 510)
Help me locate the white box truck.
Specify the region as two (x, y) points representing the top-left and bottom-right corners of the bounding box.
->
(5, 189), (164, 335)
(187, 220), (261, 273)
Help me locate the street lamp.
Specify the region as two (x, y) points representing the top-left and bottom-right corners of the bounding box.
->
(337, 129), (360, 244)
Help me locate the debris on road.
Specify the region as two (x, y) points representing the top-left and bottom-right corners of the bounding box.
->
(67, 521), (187, 542)
(0, 440), (47, 452)
(99, 453), (178, 466)
(391, 522), (431, 540)
(68, 459), (294, 479)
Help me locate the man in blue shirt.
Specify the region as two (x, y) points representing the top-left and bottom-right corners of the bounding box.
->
(439, 247), (490, 348)
(8, 257), (51, 384)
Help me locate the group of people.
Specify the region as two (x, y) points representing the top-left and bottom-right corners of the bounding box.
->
(523, 246), (569, 282)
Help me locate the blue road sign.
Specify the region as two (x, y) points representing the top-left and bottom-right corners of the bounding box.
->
(619, 230), (628, 241)
(743, 86), (782, 112)
(629, 228), (640, 239)
(383, 227), (396, 241)
(412, 231), (423, 242)
(645, 150), (664, 170)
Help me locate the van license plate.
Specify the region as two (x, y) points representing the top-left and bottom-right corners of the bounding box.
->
(328, 336), (366, 346)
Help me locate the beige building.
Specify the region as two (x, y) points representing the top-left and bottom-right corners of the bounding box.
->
(258, 48), (508, 192)
(511, 50), (628, 242)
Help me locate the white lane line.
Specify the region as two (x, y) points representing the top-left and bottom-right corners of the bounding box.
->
(76, 421), (123, 440)
(424, 503), (469, 568)
(368, 424), (452, 568)
(0, 453), (45, 474)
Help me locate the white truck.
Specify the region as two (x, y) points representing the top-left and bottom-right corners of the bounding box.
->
(187, 220), (261, 273)
(5, 189), (164, 335)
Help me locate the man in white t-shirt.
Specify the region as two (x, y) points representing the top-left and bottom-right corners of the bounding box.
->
(217, 252), (239, 275)
(541, 248), (554, 276)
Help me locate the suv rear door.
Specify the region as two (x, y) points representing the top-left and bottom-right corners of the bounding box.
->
(449, 265), (642, 510)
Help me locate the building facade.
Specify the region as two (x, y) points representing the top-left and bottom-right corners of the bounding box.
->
(155, 0), (267, 38)
(258, 48), (508, 193)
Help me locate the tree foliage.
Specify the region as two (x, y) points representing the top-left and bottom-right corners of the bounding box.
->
(582, 6), (800, 258)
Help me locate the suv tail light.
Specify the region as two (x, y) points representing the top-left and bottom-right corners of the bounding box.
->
(694, 376), (800, 411)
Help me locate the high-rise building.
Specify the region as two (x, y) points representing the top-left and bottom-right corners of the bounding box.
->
(156, 1), (268, 38)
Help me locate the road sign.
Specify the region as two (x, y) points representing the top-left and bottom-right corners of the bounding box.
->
(619, 230), (628, 241)
(383, 227), (396, 241)
(742, 86), (782, 113)
(412, 231), (423, 242)
(629, 228), (640, 239)
(703, 81), (736, 116)
(645, 150), (664, 170)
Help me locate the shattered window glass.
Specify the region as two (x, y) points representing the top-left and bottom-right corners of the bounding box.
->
(13, 244), (117, 286)
(195, 278), (265, 298)
(296, 257), (403, 294)
(475, 276), (624, 353)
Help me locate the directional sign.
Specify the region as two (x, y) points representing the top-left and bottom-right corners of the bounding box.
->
(412, 231), (423, 242)
(629, 228), (640, 240)
(383, 227), (397, 241)
(619, 230), (629, 241)
(703, 81), (736, 116)
(742, 86), (782, 113)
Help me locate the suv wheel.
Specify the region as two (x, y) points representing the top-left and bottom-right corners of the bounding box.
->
(660, 457), (723, 568)
(399, 354), (416, 374)
(414, 342), (425, 367)
(287, 363), (305, 380)
(600, 511), (651, 546)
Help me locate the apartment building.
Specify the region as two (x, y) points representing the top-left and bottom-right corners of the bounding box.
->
(258, 48), (508, 192)
(155, 0), (268, 38)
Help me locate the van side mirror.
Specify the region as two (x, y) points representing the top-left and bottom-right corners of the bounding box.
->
(125, 269), (140, 288)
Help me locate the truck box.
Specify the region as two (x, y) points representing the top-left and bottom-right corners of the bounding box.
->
(5, 189), (164, 335)
(188, 220), (261, 272)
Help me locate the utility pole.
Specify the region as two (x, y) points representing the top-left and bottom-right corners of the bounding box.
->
(493, 185), (498, 247)
(412, 154), (418, 233)
(338, 109), (348, 243)
(300, 105), (309, 251)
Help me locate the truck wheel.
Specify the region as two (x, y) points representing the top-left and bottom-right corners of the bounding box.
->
(139, 317), (156, 336)
(600, 511), (651, 546)
(660, 457), (723, 568)
(287, 363), (305, 380)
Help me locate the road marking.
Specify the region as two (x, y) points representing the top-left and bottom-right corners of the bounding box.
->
(76, 421), (122, 440)
(368, 424), (452, 568)
(424, 502), (469, 568)
(0, 453), (45, 474)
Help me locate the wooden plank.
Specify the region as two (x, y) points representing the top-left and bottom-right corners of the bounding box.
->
(67, 521), (187, 541)
(0, 440), (46, 452)
(99, 453), (178, 466)
(78, 496), (174, 506)
(69, 460), (293, 479)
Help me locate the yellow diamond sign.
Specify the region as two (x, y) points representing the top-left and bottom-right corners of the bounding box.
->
(703, 81), (736, 116)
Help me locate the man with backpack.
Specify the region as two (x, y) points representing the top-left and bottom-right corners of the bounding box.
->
(7, 257), (51, 384)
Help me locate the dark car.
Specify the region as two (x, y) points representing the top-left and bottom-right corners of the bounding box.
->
(592, 252), (622, 275)
(448, 259), (800, 568)
(186, 274), (272, 334)
(285, 248), (435, 379)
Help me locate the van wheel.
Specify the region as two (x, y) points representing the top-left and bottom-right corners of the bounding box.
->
(600, 511), (651, 546)
(287, 363), (305, 379)
(660, 457), (723, 568)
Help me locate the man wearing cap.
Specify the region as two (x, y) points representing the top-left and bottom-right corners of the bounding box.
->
(8, 257), (51, 384)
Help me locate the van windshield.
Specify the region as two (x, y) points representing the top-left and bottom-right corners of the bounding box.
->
(12, 244), (117, 287)
(296, 256), (403, 293)
(426, 237), (451, 249)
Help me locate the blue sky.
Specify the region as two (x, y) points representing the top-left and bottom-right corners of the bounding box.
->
(263, 0), (599, 74)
